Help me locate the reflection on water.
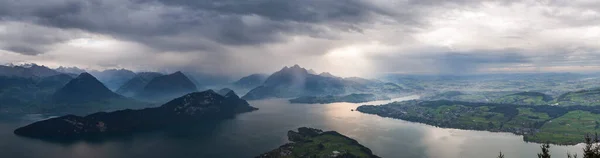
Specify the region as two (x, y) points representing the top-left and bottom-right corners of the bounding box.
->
(0, 96), (585, 158)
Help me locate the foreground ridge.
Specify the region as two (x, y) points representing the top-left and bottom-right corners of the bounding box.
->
(256, 127), (380, 158)
(14, 90), (257, 140)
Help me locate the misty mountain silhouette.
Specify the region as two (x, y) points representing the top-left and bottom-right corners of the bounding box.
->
(89, 69), (136, 91)
(116, 72), (163, 97)
(233, 73), (268, 89)
(52, 73), (123, 104)
(136, 71), (198, 102)
(217, 88), (234, 96)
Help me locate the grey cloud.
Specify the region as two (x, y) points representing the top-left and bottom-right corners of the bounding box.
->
(371, 49), (531, 74)
(0, 21), (82, 56)
(437, 52), (529, 65)
(4, 46), (43, 55)
(539, 1), (600, 27)
(529, 47), (600, 67)
(432, 52), (530, 74)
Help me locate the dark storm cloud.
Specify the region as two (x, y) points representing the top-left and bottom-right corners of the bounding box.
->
(0, 0), (511, 55)
(143, 0), (390, 23)
(0, 0), (397, 54)
(1, 0), (598, 75)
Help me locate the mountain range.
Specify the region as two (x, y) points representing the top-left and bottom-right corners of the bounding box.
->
(55, 66), (86, 75)
(0, 64), (207, 114)
(242, 65), (407, 100)
(1, 64), (138, 92)
(0, 64), (61, 78)
(0, 63), (413, 113)
(47, 73), (148, 114)
(0, 71), (149, 114)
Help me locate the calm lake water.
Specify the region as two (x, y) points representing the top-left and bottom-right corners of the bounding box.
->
(0, 96), (585, 158)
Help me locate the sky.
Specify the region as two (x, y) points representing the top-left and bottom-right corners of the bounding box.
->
(0, 0), (599, 78)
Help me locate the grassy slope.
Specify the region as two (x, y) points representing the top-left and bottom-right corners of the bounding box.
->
(258, 128), (379, 158)
(557, 89), (600, 106)
(503, 108), (550, 129)
(287, 133), (373, 158)
(358, 101), (600, 144)
(494, 95), (548, 105)
(526, 111), (600, 144)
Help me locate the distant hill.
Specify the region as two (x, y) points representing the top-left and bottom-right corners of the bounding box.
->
(423, 91), (513, 103)
(556, 88), (600, 106)
(290, 93), (390, 104)
(15, 90), (257, 140)
(136, 71), (198, 102)
(242, 65), (406, 100)
(492, 92), (553, 106)
(89, 69), (136, 91)
(233, 73), (268, 89)
(116, 72), (163, 97)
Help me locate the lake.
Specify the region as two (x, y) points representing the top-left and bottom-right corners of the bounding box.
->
(0, 96), (585, 158)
